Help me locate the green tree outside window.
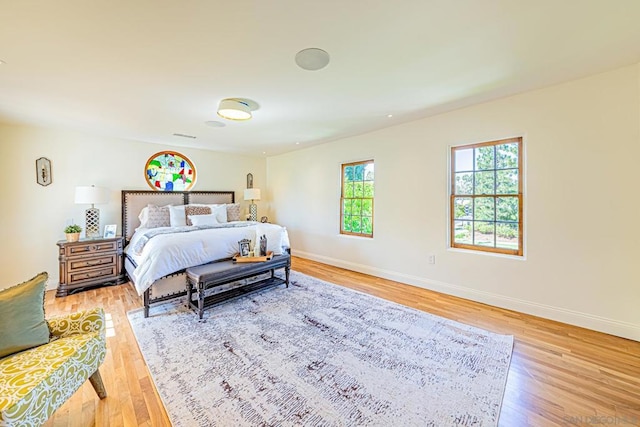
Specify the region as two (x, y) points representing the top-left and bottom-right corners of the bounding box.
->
(451, 138), (523, 256)
(341, 160), (374, 237)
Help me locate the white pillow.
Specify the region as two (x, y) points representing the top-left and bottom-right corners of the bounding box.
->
(169, 205), (187, 227)
(206, 204), (228, 223)
(189, 213), (220, 226)
(253, 224), (285, 255)
(138, 207), (150, 228)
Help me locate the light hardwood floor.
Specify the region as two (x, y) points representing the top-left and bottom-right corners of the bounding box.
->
(42, 256), (640, 426)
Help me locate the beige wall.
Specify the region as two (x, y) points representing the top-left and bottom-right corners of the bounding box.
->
(268, 64), (640, 340)
(0, 124), (266, 290)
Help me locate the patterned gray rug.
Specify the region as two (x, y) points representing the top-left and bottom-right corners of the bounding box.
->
(127, 271), (513, 426)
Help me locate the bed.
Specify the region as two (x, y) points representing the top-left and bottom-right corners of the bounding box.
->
(121, 190), (290, 316)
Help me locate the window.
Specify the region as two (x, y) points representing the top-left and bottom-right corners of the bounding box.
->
(341, 160), (374, 237)
(450, 137), (523, 256)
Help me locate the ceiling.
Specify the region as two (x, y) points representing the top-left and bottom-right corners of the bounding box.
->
(1, 1), (639, 157)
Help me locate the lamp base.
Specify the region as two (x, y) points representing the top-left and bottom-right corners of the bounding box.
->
(249, 204), (257, 221)
(85, 207), (101, 238)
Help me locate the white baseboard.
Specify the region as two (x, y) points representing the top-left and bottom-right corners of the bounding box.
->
(294, 250), (640, 342)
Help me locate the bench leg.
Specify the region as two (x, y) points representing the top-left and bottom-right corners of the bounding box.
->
(186, 279), (193, 309)
(89, 369), (107, 399)
(143, 289), (150, 318)
(197, 282), (205, 320)
(285, 265), (290, 288)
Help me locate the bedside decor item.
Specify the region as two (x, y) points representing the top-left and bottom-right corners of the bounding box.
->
(103, 224), (117, 239)
(64, 224), (82, 242)
(259, 234), (267, 257)
(260, 216), (268, 223)
(145, 151), (196, 191)
(238, 238), (251, 257)
(75, 185), (109, 238)
(35, 157), (52, 186)
(244, 188), (261, 221)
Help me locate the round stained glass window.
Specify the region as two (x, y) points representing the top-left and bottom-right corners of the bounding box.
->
(144, 151), (196, 191)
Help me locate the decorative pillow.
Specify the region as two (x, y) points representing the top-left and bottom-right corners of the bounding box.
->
(185, 205), (211, 226)
(189, 213), (220, 227)
(226, 203), (241, 221)
(0, 272), (50, 358)
(145, 204), (170, 228)
(168, 205), (187, 227)
(206, 204), (228, 223)
(253, 224), (285, 255)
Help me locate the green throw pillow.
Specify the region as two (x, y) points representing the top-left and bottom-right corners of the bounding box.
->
(0, 272), (50, 358)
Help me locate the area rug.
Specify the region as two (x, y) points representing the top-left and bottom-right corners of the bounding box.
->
(127, 271), (513, 426)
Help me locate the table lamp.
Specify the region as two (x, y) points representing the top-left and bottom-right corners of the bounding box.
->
(244, 188), (261, 221)
(75, 185), (109, 238)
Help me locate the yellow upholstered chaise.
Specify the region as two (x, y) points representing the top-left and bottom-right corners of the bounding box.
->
(0, 307), (107, 426)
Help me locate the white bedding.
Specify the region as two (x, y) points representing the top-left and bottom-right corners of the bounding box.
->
(125, 221), (290, 295)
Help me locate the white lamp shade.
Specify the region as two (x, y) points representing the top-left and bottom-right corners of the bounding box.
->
(75, 186), (109, 205)
(244, 188), (261, 201)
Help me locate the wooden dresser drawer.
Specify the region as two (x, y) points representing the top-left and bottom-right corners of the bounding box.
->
(68, 265), (118, 285)
(68, 254), (117, 272)
(64, 240), (119, 257)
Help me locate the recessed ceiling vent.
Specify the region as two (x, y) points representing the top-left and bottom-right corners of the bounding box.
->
(173, 133), (197, 139)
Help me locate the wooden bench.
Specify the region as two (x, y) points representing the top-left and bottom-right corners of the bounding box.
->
(185, 253), (291, 319)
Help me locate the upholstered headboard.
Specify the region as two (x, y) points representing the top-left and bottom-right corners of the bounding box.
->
(121, 190), (235, 244)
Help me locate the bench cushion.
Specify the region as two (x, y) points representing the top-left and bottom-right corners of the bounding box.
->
(186, 254), (290, 285)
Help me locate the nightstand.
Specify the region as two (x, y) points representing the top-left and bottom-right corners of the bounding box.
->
(56, 236), (125, 297)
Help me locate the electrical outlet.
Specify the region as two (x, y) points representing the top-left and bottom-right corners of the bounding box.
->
(428, 254), (436, 265)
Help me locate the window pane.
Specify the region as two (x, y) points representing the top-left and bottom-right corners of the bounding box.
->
(364, 163), (374, 181)
(344, 183), (354, 197)
(363, 182), (374, 197)
(496, 169), (518, 194)
(341, 160), (374, 238)
(474, 197), (495, 221)
(352, 199), (362, 215)
(362, 199), (373, 216)
(450, 138), (522, 255)
(362, 217), (373, 235)
(475, 146), (495, 170)
(455, 148), (473, 172)
(496, 223), (518, 249)
(351, 217), (362, 233)
(354, 182), (363, 197)
(474, 171), (495, 194)
(343, 199), (352, 215)
(496, 197), (519, 222)
(474, 221), (495, 246)
(343, 215), (352, 232)
(455, 172), (473, 195)
(496, 143), (518, 169)
(344, 166), (354, 182)
(354, 164), (364, 180)
(454, 220), (472, 244)
(454, 197), (473, 220)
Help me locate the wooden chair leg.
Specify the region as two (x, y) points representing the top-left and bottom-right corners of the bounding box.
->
(89, 369), (107, 399)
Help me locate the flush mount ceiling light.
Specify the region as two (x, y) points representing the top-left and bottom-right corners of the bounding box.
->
(295, 48), (330, 71)
(217, 98), (259, 121)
